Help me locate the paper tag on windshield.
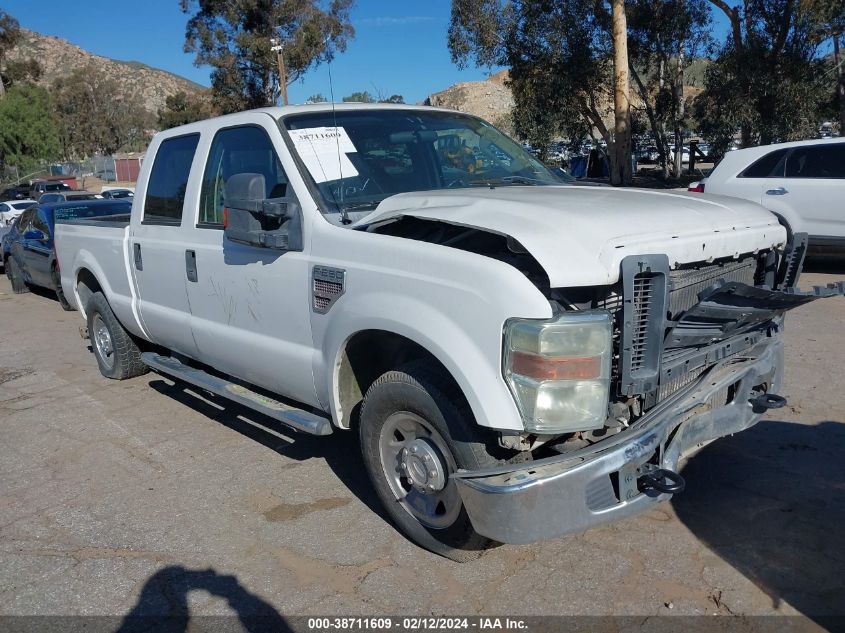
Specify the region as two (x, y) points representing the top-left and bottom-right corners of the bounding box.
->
(289, 126), (359, 183)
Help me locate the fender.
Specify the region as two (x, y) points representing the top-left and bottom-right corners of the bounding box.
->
(68, 246), (149, 341)
(308, 225), (553, 432)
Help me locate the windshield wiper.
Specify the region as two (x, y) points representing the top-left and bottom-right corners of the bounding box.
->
(339, 201), (381, 213)
(468, 175), (549, 187)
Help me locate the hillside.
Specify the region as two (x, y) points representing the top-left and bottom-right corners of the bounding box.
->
(426, 63), (709, 134)
(7, 29), (204, 115)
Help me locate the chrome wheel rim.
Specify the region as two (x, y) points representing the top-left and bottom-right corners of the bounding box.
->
(92, 314), (115, 370)
(378, 411), (461, 529)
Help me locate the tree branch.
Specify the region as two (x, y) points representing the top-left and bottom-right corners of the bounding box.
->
(708, 0), (743, 48)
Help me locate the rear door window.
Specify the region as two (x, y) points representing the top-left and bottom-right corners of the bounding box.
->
(785, 144), (845, 179)
(739, 149), (788, 178)
(143, 134), (200, 225)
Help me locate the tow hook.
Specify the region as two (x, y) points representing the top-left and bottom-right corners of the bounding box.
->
(637, 463), (685, 495)
(749, 393), (787, 413)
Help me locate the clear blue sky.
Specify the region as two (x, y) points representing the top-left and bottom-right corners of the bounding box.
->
(6, 1), (735, 104)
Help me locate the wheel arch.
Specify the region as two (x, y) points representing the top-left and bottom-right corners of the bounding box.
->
(333, 329), (466, 430)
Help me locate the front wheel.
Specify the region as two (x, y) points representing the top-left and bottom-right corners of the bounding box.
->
(86, 292), (148, 380)
(7, 257), (29, 294)
(359, 362), (504, 561)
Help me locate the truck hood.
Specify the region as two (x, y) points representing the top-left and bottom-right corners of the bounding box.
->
(358, 186), (786, 287)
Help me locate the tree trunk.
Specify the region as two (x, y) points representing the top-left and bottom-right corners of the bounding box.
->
(610, 0), (632, 186)
(835, 34), (845, 134)
(673, 40), (685, 178)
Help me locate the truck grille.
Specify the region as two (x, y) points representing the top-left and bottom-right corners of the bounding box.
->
(630, 275), (654, 372)
(619, 254), (761, 407)
(667, 258), (757, 317)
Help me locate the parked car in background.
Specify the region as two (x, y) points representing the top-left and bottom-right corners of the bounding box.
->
(37, 191), (101, 204)
(689, 138), (845, 254)
(1, 184), (31, 201)
(100, 188), (134, 199)
(30, 180), (72, 198)
(4, 199), (131, 309)
(0, 199), (37, 226)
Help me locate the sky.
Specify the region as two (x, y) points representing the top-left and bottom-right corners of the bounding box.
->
(3, 0), (505, 104)
(5, 0), (735, 105)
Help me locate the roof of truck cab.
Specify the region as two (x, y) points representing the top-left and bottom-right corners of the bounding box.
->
(155, 103), (472, 137)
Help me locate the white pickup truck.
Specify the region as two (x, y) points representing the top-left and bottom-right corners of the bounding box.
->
(54, 104), (833, 560)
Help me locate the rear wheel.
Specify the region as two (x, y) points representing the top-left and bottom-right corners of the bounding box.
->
(86, 292), (148, 380)
(7, 257), (29, 294)
(52, 268), (74, 311)
(359, 362), (504, 561)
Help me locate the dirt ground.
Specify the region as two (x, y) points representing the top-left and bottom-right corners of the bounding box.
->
(1, 261), (844, 629)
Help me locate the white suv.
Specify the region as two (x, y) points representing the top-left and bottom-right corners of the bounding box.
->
(692, 138), (845, 253)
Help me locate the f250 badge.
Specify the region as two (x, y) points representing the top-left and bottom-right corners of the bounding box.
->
(312, 266), (346, 314)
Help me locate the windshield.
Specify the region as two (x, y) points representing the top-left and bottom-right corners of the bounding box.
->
(281, 109), (566, 219)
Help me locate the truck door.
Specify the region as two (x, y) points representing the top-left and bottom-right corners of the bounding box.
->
(128, 133), (201, 358)
(180, 117), (319, 407)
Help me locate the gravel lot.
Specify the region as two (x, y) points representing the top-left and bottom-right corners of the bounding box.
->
(1, 264), (844, 627)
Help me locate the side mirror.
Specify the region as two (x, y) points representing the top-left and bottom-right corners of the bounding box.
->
(223, 173), (302, 251)
(24, 229), (46, 241)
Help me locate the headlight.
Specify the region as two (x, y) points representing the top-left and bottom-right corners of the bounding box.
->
(503, 310), (612, 433)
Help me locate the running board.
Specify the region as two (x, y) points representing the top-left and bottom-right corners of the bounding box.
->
(141, 353), (333, 436)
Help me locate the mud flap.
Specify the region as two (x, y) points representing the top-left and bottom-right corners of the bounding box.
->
(666, 280), (844, 349)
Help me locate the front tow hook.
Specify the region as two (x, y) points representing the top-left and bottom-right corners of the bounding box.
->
(749, 393), (787, 413)
(637, 463), (686, 496)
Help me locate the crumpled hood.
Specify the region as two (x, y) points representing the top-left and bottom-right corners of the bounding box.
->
(357, 186), (786, 287)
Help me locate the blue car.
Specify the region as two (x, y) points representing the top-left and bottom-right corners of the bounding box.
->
(4, 199), (131, 309)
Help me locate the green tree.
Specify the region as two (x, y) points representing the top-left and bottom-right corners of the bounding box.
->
(380, 94), (405, 103)
(627, 0), (712, 178)
(180, 0), (355, 114)
(158, 90), (215, 129)
(695, 0), (834, 154)
(305, 93), (328, 103)
(53, 69), (152, 158)
(342, 90), (375, 102)
(0, 83), (60, 175)
(449, 0), (635, 185)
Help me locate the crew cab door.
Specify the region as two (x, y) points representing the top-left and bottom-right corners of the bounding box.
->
(180, 115), (319, 407)
(128, 133), (201, 357)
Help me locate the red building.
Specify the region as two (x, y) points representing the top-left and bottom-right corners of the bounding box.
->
(114, 152), (145, 183)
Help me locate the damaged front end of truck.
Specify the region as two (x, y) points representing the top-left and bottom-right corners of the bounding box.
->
(453, 233), (844, 544)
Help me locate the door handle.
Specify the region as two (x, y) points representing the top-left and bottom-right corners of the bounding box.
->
(133, 243), (143, 270)
(765, 187), (788, 196)
(185, 249), (197, 283)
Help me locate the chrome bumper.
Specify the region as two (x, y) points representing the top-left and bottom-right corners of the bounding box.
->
(453, 337), (784, 544)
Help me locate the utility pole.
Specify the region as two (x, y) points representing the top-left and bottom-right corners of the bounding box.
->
(270, 37), (288, 106)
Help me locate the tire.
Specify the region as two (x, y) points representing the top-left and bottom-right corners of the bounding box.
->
(359, 361), (505, 561)
(86, 291), (148, 380)
(7, 257), (29, 294)
(52, 268), (74, 311)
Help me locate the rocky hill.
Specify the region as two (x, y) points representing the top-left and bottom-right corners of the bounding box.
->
(7, 29), (203, 115)
(425, 70), (515, 132)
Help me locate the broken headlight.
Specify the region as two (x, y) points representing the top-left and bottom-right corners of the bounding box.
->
(503, 310), (612, 433)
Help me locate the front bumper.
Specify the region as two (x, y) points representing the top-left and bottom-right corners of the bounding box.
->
(453, 336), (784, 544)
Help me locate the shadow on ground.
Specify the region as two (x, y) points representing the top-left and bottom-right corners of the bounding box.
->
(147, 379), (384, 520)
(115, 565), (290, 632)
(674, 419), (845, 623)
